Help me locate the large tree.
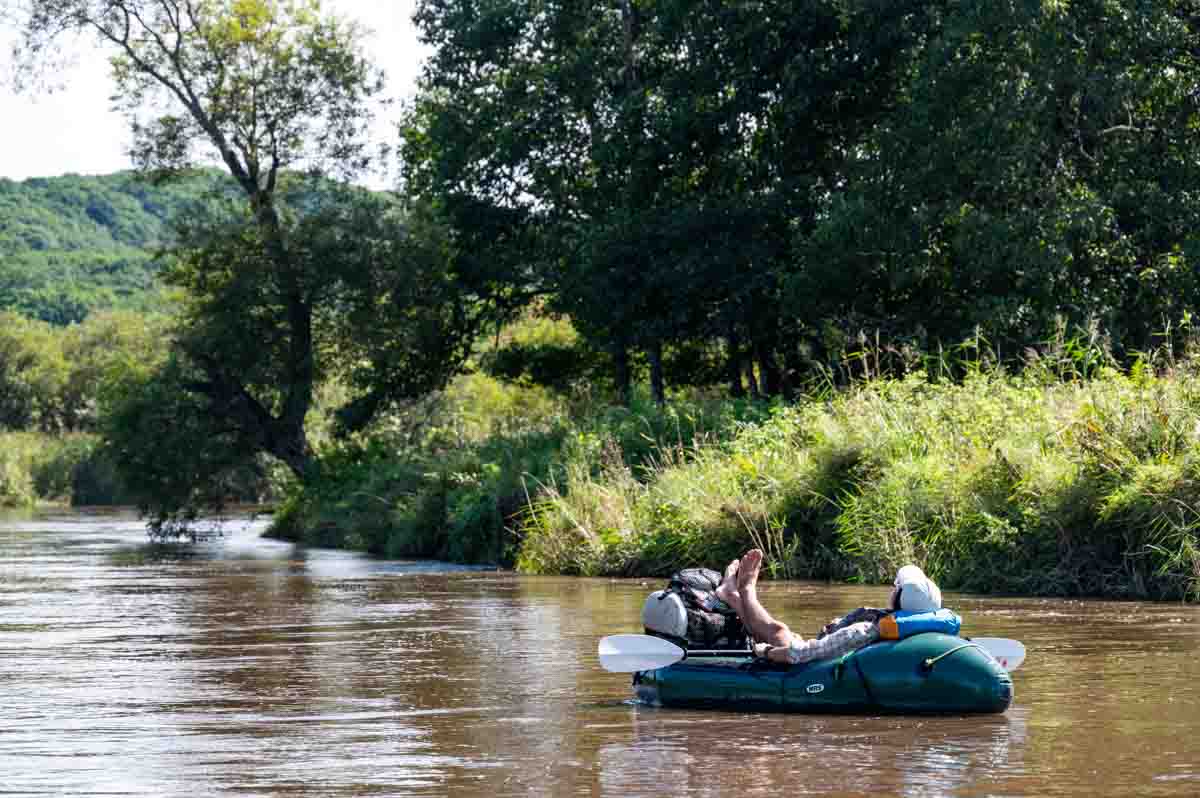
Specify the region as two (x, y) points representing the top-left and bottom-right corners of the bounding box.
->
(798, 0), (1200, 358)
(8, 1), (491, 519)
(404, 0), (647, 400)
(404, 0), (935, 400)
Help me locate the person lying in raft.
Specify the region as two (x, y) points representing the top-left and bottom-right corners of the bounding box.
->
(713, 549), (949, 665)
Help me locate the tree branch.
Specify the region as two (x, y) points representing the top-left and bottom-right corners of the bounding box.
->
(1100, 124), (1154, 136)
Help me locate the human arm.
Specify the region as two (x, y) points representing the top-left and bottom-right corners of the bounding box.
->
(754, 640), (801, 664)
(768, 644), (794, 664)
(818, 607), (890, 638)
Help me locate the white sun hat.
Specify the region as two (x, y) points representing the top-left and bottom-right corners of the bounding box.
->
(894, 564), (943, 612)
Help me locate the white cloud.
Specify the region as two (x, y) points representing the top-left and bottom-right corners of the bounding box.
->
(0, 1), (428, 182)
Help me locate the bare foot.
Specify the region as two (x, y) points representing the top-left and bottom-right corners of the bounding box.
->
(715, 558), (741, 608)
(723, 556), (740, 584)
(737, 548), (764, 592)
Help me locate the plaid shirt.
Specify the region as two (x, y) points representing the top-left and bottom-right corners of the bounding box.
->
(781, 606), (890, 665)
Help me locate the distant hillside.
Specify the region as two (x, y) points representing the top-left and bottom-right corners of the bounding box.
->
(0, 170), (227, 324)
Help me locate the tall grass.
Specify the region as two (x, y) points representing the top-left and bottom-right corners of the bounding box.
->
(278, 324), (1200, 601)
(517, 361), (1200, 600)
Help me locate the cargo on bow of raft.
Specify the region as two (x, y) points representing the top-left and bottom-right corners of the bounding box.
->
(631, 633), (1013, 714)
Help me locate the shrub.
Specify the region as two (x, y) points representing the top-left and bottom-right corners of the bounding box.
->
(511, 364), (1200, 599)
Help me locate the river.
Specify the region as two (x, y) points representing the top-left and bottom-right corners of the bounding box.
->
(1, 510), (1198, 796)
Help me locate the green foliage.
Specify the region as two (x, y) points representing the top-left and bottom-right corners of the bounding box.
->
(405, 0), (1200, 401)
(510, 359), (1200, 601)
(272, 372), (570, 560)
(0, 431), (134, 507)
(0, 171), (223, 323)
(149, 185), (497, 480)
(797, 0), (1200, 357)
(98, 354), (279, 537)
(274, 370), (770, 566)
(403, 0), (948, 398)
(12, 1), (506, 533)
(27, 434), (93, 501)
(0, 309), (172, 434)
(0, 312), (67, 431)
(0, 307), (182, 508)
(13, 1), (388, 183)
(0, 432), (39, 507)
(480, 315), (608, 395)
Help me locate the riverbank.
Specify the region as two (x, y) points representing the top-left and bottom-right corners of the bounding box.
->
(273, 360), (1200, 602)
(0, 432), (123, 508)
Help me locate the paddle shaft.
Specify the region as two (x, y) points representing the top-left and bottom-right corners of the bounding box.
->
(683, 639), (1021, 662)
(659, 640), (1023, 668)
(598, 633), (1024, 673)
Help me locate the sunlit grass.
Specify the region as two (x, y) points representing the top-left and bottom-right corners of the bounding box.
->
(278, 325), (1200, 601)
(515, 364), (1200, 600)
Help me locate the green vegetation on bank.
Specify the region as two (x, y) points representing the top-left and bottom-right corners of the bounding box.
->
(0, 309), (154, 508)
(270, 370), (770, 563)
(521, 360), (1200, 602)
(278, 339), (1200, 602)
(0, 307), (279, 510)
(0, 309), (174, 433)
(0, 431), (131, 508)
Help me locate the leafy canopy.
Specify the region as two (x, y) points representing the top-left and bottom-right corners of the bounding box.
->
(9, 1), (495, 532)
(9, 0), (386, 187)
(0, 170), (225, 323)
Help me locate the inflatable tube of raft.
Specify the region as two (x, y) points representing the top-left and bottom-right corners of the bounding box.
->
(632, 633), (1013, 714)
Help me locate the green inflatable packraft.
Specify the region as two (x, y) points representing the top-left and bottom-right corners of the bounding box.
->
(632, 633), (1012, 714)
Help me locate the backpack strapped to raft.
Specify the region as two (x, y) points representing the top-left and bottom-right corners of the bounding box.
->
(641, 567), (748, 650)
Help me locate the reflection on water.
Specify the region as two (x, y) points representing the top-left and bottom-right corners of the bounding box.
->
(2, 511), (1200, 796)
(595, 709), (1029, 797)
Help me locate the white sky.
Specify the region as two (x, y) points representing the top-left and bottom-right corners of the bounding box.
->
(0, 1), (428, 182)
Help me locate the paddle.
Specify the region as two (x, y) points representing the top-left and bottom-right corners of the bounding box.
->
(598, 633), (1025, 673)
(971, 637), (1025, 671)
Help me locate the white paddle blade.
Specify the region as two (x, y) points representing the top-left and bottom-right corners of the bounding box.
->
(598, 634), (686, 673)
(974, 637), (1026, 672)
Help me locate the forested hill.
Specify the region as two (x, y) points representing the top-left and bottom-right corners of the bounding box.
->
(0, 170), (226, 324)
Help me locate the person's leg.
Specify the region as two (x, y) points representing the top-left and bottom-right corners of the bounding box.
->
(719, 549), (795, 647)
(714, 557), (741, 609)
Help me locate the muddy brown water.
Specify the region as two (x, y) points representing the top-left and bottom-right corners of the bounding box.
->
(2, 510), (1199, 796)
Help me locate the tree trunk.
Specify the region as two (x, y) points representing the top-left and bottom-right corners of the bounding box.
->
(270, 423), (317, 483)
(613, 343), (632, 406)
(250, 195), (315, 433)
(755, 335), (784, 397)
(726, 324), (745, 398)
(745, 357), (761, 398)
(190, 355), (317, 484)
(649, 340), (665, 405)
(781, 346), (801, 400)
